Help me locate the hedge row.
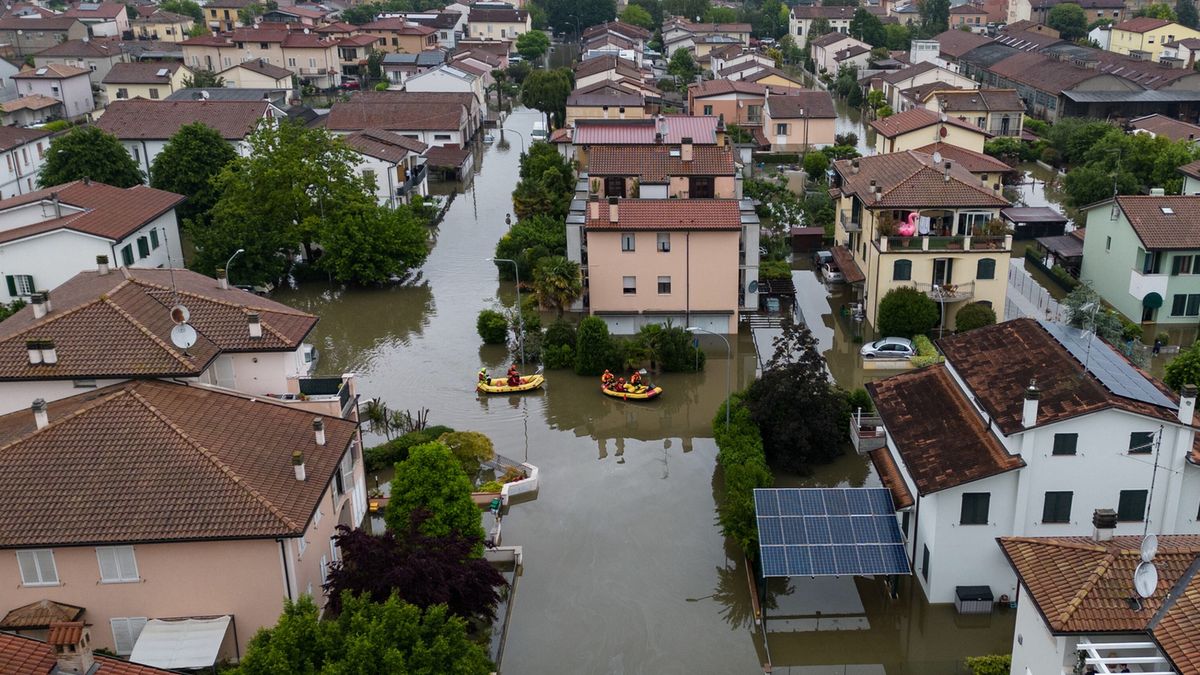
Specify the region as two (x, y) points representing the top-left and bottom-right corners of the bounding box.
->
(714, 394), (772, 559)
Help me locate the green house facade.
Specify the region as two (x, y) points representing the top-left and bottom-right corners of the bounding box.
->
(1080, 195), (1200, 325)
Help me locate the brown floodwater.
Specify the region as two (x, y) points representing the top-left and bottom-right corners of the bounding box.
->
(273, 110), (1014, 673)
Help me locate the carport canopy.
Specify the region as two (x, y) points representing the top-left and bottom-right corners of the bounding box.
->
(129, 616), (231, 670)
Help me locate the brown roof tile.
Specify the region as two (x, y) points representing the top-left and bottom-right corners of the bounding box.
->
(913, 142), (1013, 175)
(742, 66), (806, 86)
(342, 128), (428, 162)
(1130, 113), (1200, 143)
(0, 379), (356, 547)
(96, 99), (273, 140)
(688, 78), (767, 98)
(790, 5), (858, 19)
(869, 106), (987, 138)
(765, 90), (835, 119)
(830, 245), (865, 283)
(0, 95), (59, 113)
(46, 622), (83, 646)
(1114, 16), (1171, 32)
(1179, 159), (1200, 181)
(1112, 196), (1200, 250)
(63, 1), (125, 18)
(587, 144), (735, 182)
(937, 318), (1181, 435)
(1152, 566), (1200, 673)
(101, 60), (182, 84)
(868, 365), (1024, 495)
(0, 15), (80, 30)
(585, 198), (742, 230)
(225, 58), (293, 79)
(0, 600), (83, 630)
(0, 126), (49, 152)
(935, 88), (1024, 112)
(575, 54), (643, 80)
(867, 447), (914, 509)
(0, 630), (174, 675)
(326, 100), (464, 131)
(833, 150), (1009, 209)
(34, 37), (121, 58)
(467, 7), (528, 22)
(932, 28), (991, 58)
(13, 63), (89, 79)
(0, 180), (183, 243)
(581, 20), (652, 41)
(0, 267), (316, 381)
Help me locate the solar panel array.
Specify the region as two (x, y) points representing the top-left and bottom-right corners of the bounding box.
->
(755, 488), (911, 578)
(1040, 320), (1177, 410)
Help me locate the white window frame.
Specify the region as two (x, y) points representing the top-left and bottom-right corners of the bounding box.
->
(96, 546), (140, 583)
(313, 505), (322, 527)
(12, 274), (34, 296)
(16, 549), (58, 586)
(319, 554), (329, 583)
(298, 535), (308, 557)
(110, 617), (148, 656)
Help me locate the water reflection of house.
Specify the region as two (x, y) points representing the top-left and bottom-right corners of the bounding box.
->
(830, 150), (1011, 329)
(858, 319), (1200, 604)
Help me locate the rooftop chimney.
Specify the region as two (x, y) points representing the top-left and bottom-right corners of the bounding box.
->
(217, 267), (228, 290)
(292, 450), (306, 481)
(42, 290), (51, 313)
(1022, 378), (1040, 429)
(96, 254), (109, 275)
(1092, 508), (1117, 541)
(32, 398), (48, 430)
(248, 313), (262, 339)
(42, 339), (57, 365)
(50, 191), (61, 218)
(588, 194), (599, 220)
(30, 292), (46, 319)
(1179, 384), (1197, 426)
(851, 158), (860, 175)
(681, 136), (693, 162)
(47, 622), (93, 675)
(608, 197), (619, 223)
(26, 339), (42, 365)
(313, 417), (326, 446)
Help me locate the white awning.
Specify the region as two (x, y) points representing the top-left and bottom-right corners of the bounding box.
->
(129, 616), (231, 670)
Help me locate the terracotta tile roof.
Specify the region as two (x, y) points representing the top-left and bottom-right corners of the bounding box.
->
(1179, 159), (1200, 181)
(833, 150), (1009, 209)
(46, 621), (83, 646)
(566, 88), (644, 107)
(587, 144), (735, 181)
(950, 3), (987, 13)
(13, 63), (89, 79)
(326, 100), (465, 132)
(315, 21), (356, 33)
(0, 15), (80, 30)
(342, 128), (428, 163)
(935, 88), (1024, 112)
(361, 17), (436, 34)
(225, 58), (293, 79)
(1110, 196), (1200, 250)
(810, 32), (856, 48)
(0, 630), (175, 675)
(101, 60), (182, 84)
(791, 5), (859, 19)
(867, 448), (913, 509)
(999, 536), (1200, 644)
(134, 9), (193, 23)
(932, 28), (991, 58)
(1114, 16), (1171, 32)
(585, 198), (742, 230)
(573, 115), (720, 145)
(424, 143), (470, 168)
(0, 126), (48, 152)
(830, 245), (865, 283)
(742, 66), (806, 86)
(466, 7), (528, 23)
(0, 267), (316, 381)
(878, 61), (939, 84)
(0, 95), (59, 113)
(869, 106), (987, 138)
(0, 180), (183, 244)
(581, 20), (652, 41)
(937, 318), (1181, 435)
(913, 142), (1012, 175)
(96, 99), (273, 140)
(688, 79), (767, 98)
(0, 379), (356, 548)
(900, 81), (963, 104)
(766, 90), (835, 119)
(835, 44), (870, 60)
(868, 365), (1023, 496)
(575, 54), (643, 80)
(1130, 113), (1200, 143)
(63, 1), (125, 18)
(0, 599), (84, 630)
(34, 37), (121, 58)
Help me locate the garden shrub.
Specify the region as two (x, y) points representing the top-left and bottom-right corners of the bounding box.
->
(714, 394), (772, 558)
(876, 287), (939, 339)
(543, 318), (577, 349)
(542, 343), (575, 369)
(759, 259), (793, 280)
(910, 334), (945, 368)
(846, 387), (874, 414)
(965, 654), (1011, 675)
(955, 303), (997, 333)
(363, 425), (456, 472)
(574, 316), (617, 375)
(477, 309), (508, 344)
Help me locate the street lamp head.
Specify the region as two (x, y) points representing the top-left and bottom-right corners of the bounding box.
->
(235, 248), (245, 255)
(685, 326), (701, 332)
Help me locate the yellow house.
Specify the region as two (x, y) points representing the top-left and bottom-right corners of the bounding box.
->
(1108, 17), (1200, 61)
(219, 59), (294, 89)
(565, 86), (648, 125)
(465, 7), (530, 40)
(205, 0), (256, 32)
(870, 107), (989, 154)
(132, 9), (194, 42)
(742, 66), (806, 90)
(101, 61), (191, 103)
(762, 89), (837, 152)
(830, 151), (1011, 330)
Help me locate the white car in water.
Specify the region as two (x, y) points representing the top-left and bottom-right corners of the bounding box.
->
(860, 337), (916, 360)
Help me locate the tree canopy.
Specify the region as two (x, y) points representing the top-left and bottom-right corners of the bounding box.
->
(1047, 2), (1088, 40)
(521, 68), (573, 129)
(510, 141), (575, 221)
(39, 126), (143, 188)
(158, 0), (203, 21)
(876, 286), (940, 338)
(619, 3), (655, 28)
(1165, 341), (1200, 392)
(1060, 124), (1200, 206)
(1134, 2), (1176, 19)
(385, 441), (485, 546)
(532, 255), (582, 317)
(850, 7), (886, 46)
(668, 48), (699, 85)
(543, 0), (617, 36)
(231, 594), (492, 675)
(516, 30), (550, 61)
(182, 69), (226, 88)
(494, 214), (568, 281)
(917, 0), (949, 36)
(1178, 0), (1199, 28)
(149, 122), (238, 228)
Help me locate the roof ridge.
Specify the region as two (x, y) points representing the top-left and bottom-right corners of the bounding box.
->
(0, 387), (133, 456)
(99, 294), (196, 369)
(131, 277), (314, 318)
(1057, 551), (1114, 626)
(126, 386), (303, 533)
(3, 278), (133, 342)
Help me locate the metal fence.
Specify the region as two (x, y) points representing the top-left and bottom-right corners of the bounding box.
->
(1006, 261), (1067, 323)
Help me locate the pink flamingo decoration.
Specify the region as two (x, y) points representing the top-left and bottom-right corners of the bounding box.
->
(897, 212), (918, 237)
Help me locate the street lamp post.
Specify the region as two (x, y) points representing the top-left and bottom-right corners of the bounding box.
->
(687, 326), (731, 428)
(225, 248), (245, 287)
(487, 256), (525, 365)
(503, 127), (526, 154)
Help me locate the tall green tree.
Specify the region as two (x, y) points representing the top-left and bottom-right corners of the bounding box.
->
(1178, 0), (1199, 28)
(619, 3), (655, 28)
(1134, 2), (1176, 19)
(317, 199), (430, 284)
(181, 69), (226, 88)
(510, 141), (575, 221)
(149, 122), (238, 228)
(1165, 341), (1200, 392)
(1047, 3), (1088, 40)
(494, 214), (568, 280)
(876, 286), (940, 338)
(516, 30), (550, 62)
(385, 442), (485, 545)
(520, 68), (573, 129)
(545, 0), (617, 37)
(39, 127), (143, 188)
(850, 7), (886, 46)
(158, 0), (204, 21)
(667, 48), (698, 85)
(532, 255), (582, 317)
(231, 594), (492, 675)
(703, 6), (737, 22)
(917, 0), (950, 35)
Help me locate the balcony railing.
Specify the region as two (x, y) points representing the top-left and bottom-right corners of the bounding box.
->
(266, 375), (355, 418)
(397, 164), (427, 198)
(914, 281), (975, 302)
(840, 209), (861, 232)
(987, 126), (1020, 137)
(850, 414), (887, 454)
(878, 234), (1011, 252)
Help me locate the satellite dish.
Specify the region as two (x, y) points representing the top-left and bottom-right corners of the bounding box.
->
(931, 151), (942, 164)
(748, 280), (759, 293)
(170, 304), (190, 325)
(200, 90), (210, 100)
(1141, 533), (1159, 563)
(170, 323), (197, 350)
(1134, 561), (1159, 599)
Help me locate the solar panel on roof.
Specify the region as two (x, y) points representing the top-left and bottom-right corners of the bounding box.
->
(754, 488), (911, 578)
(1039, 321), (1177, 410)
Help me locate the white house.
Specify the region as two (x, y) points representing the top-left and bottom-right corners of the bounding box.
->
(94, 99), (282, 177)
(325, 92), (477, 148)
(62, 1), (130, 38)
(0, 180), (184, 307)
(0, 265), (329, 416)
(403, 63), (485, 109)
(809, 32), (872, 75)
(11, 64), (94, 121)
(0, 127), (51, 198)
(861, 318), (1200, 605)
(342, 129), (430, 207)
(464, 6), (530, 41)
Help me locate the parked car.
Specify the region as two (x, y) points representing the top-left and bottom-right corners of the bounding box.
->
(812, 250), (833, 267)
(339, 80), (361, 90)
(820, 263), (844, 283)
(860, 337), (916, 359)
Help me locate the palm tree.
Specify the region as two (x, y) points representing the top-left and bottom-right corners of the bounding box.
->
(532, 255), (582, 318)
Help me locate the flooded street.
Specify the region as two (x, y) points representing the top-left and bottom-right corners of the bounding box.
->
(274, 109), (1013, 673)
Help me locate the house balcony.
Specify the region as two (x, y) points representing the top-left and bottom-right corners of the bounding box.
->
(839, 209), (861, 233)
(914, 281), (975, 302)
(877, 234), (1011, 253)
(987, 125), (1020, 137)
(268, 374), (356, 419)
(850, 413), (887, 454)
(397, 163), (427, 198)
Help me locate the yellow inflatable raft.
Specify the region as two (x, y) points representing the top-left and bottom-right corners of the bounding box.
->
(477, 374), (544, 394)
(601, 383), (663, 400)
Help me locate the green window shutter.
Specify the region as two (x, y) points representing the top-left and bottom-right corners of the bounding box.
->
(977, 258), (996, 280)
(149, 229), (159, 249)
(5, 275), (15, 297)
(137, 237), (149, 258)
(121, 245), (134, 266)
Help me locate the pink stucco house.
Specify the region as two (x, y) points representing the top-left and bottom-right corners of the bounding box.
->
(0, 379), (366, 663)
(12, 63), (94, 121)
